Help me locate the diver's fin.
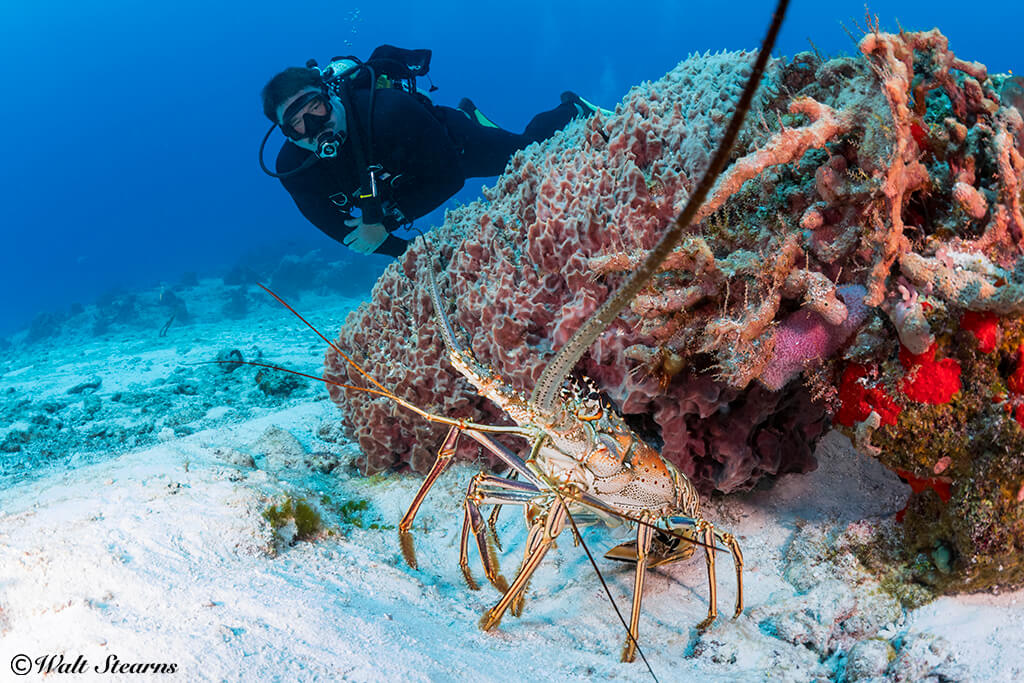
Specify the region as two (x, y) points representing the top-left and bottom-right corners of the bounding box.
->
(458, 97), (500, 128)
(560, 91), (613, 118)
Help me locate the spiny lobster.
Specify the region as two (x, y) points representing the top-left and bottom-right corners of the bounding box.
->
(254, 0), (789, 666)
(260, 254), (743, 664)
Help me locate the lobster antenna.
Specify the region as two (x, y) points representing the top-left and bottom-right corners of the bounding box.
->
(425, 246), (467, 358)
(206, 362), (534, 437)
(531, 0), (791, 413)
(408, 226), (467, 357)
(256, 282), (391, 395)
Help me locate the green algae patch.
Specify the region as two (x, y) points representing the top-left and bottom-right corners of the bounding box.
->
(336, 497), (393, 530)
(263, 496), (323, 542)
(317, 494), (394, 530)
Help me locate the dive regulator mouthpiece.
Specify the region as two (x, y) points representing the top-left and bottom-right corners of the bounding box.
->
(316, 132), (341, 158)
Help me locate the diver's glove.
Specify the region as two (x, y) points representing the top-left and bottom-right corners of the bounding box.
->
(343, 217), (389, 254)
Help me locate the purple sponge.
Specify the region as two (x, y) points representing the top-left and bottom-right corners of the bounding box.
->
(759, 285), (869, 391)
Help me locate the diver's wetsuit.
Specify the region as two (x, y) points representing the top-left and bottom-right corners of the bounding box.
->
(275, 87), (580, 256)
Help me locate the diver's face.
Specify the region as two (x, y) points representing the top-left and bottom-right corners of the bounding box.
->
(282, 90), (328, 137)
(277, 88), (345, 152)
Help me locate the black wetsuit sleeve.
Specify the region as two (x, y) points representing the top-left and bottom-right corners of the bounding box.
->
(290, 188), (407, 256)
(371, 90), (465, 221)
(276, 143), (407, 257)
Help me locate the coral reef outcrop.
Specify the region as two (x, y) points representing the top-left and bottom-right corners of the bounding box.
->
(325, 30), (1024, 592)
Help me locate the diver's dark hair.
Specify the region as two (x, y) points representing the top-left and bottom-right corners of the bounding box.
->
(261, 67), (323, 122)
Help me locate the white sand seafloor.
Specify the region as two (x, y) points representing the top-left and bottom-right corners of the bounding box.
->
(1, 279), (1023, 682)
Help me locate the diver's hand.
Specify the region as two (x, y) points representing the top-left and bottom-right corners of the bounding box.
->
(343, 218), (389, 254)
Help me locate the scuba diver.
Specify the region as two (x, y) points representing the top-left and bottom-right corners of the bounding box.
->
(260, 45), (607, 255)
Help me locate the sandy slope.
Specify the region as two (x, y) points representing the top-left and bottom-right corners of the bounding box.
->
(2, 411), (1022, 682)
(1, 283), (1022, 682)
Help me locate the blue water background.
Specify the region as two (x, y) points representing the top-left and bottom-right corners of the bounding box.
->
(1, 0), (1021, 336)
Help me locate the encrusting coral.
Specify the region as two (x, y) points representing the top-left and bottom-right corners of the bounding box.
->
(324, 29), (1024, 593)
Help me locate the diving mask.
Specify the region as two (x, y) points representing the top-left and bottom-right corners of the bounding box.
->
(280, 90), (333, 141)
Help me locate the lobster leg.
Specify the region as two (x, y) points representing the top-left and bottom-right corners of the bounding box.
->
(487, 469), (519, 552)
(663, 516), (744, 624)
(621, 515), (655, 663)
(458, 499), (483, 591)
(510, 513), (546, 618)
(480, 497), (567, 631)
(400, 423), (544, 574)
(459, 473), (539, 593)
(697, 520), (719, 630)
(717, 530), (745, 619)
(398, 424), (462, 569)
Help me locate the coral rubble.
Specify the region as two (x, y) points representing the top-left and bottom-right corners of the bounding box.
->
(325, 30), (1024, 592)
